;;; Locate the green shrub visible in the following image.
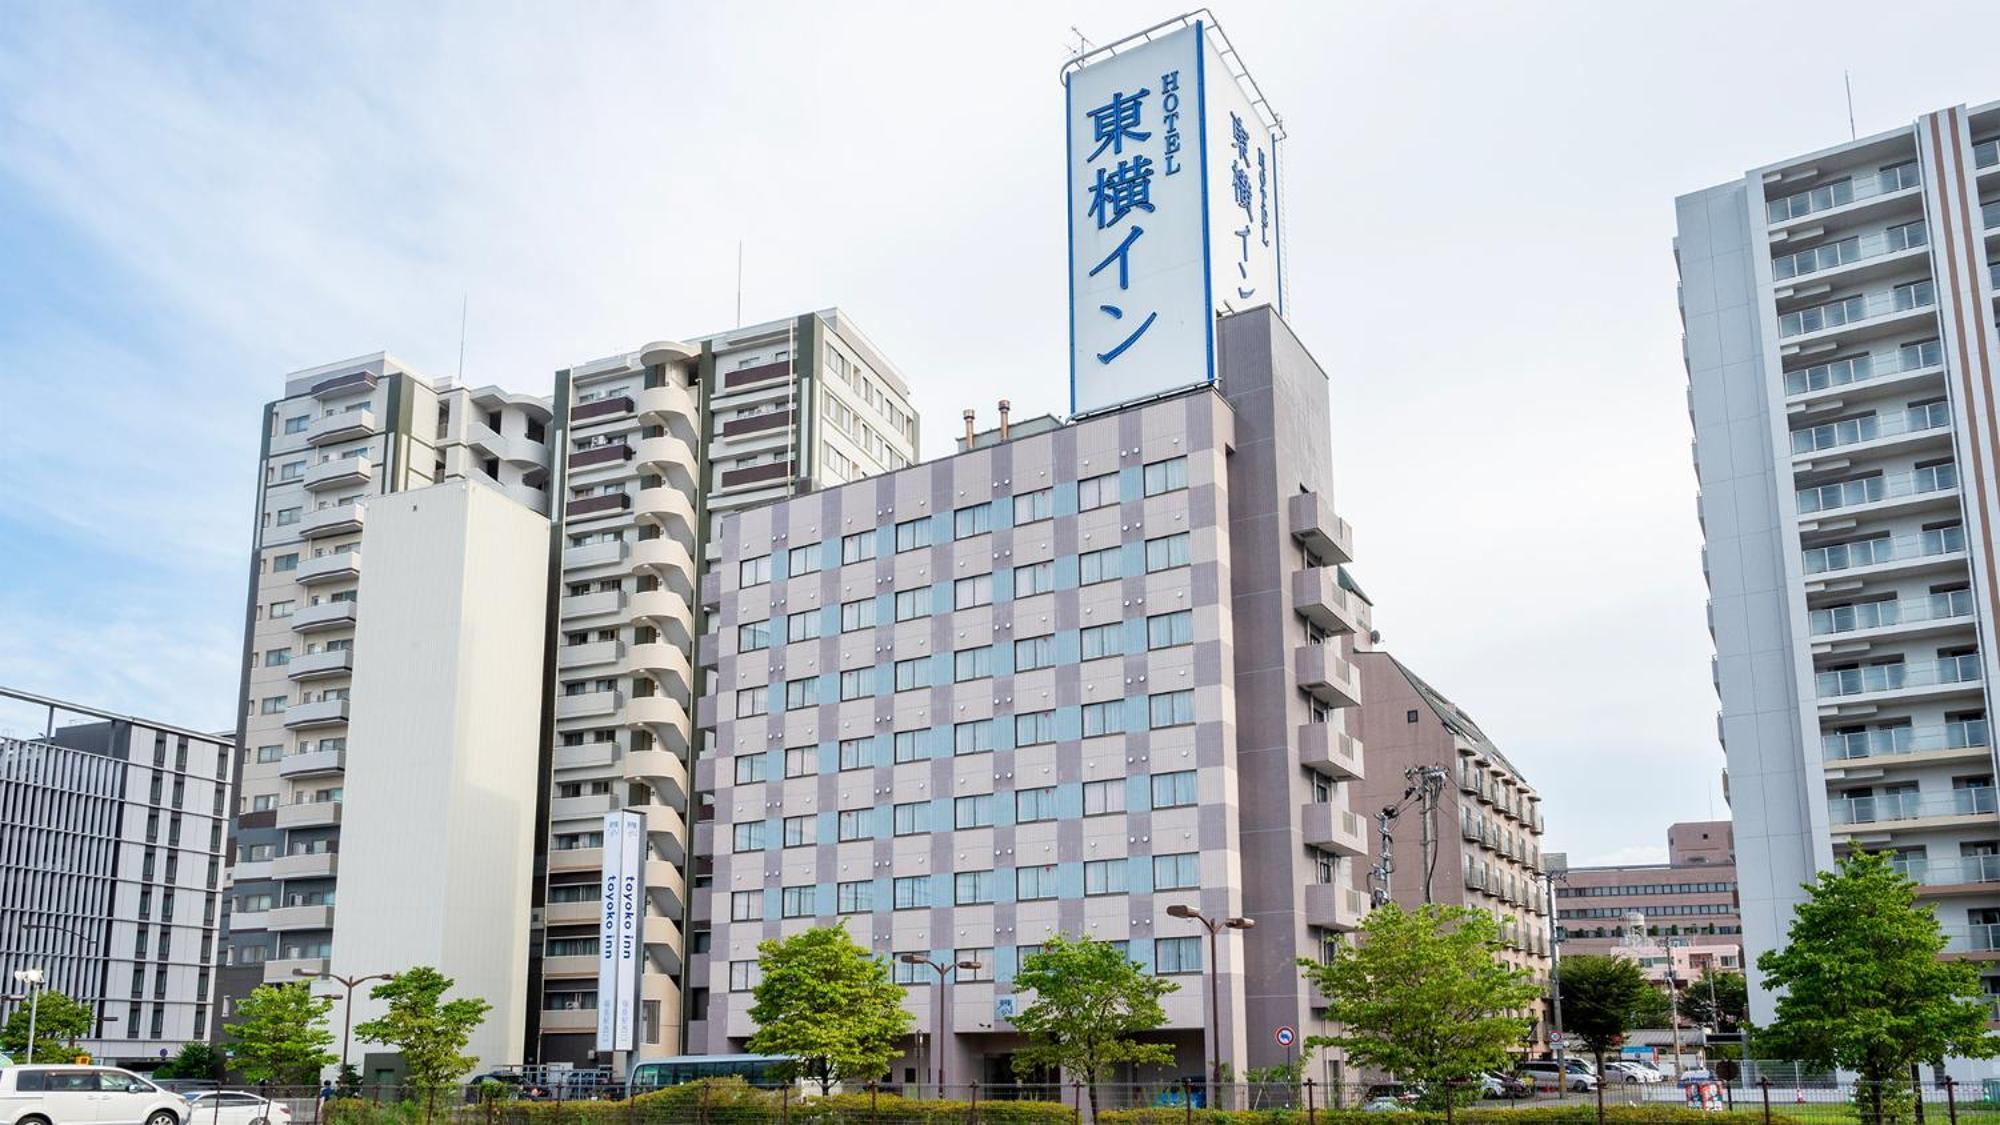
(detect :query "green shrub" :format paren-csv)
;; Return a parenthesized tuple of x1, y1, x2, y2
(1100, 1109, 1812, 1125)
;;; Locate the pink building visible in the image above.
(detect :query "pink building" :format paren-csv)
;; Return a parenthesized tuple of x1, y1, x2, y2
(1553, 821, 1742, 968)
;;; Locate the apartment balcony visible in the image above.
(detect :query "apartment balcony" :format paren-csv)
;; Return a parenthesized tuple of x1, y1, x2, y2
(1784, 341, 1945, 401)
(557, 639, 624, 671)
(540, 955, 598, 980)
(272, 850, 339, 880)
(281, 698, 349, 729)
(1291, 567, 1367, 635)
(306, 409, 376, 446)
(1287, 491, 1354, 565)
(1829, 786, 1997, 833)
(549, 792, 620, 822)
(1304, 882, 1370, 932)
(626, 748, 690, 810)
(547, 846, 603, 874)
(565, 492, 632, 520)
(1941, 923, 2000, 958)
(1767, 163, 1922, 227)
(630, 589, 694, 648)
(636, 380, 699, 435)
(232, 858, 273, 883)
(627, 642, 693, 701)
(1814, 654, 1982, 705)
(295, 550, 361, 586)
(567, 443, 634, 472)
(635, 484, 698, 546)
(275, 800, 342, 829)
(571, 394, 635, 425)
(644, 912, 684, 975)
(278, 747, 346, 779)
(290, 600, 358, 634)
(1297, 722, 1364, 780)
(1802, 527, 1967, 580)
(553, 742, 620, 772)
(556, 689, 622, 720)
(268, 903, 336, 931)
(563, 539, 629, 572)
(630, 537, 697, 592)
(1790, 403, 1952, 462)
(1795, 464, 1958, 520)
(1822, 719, 1989, 766)
(1893, 854, 2000, 895)
(543, 899, 600, 926)
(641, 803, 689, 865)
(538, 1006, 598, 1034)
(625, 695, 693, 758)
(1777, 284, 1938, 347)
(286, 648, 353, 681)
(1808, 590, 1975, 647)
(298, 503, 365, 540)
(302, 456, 374, 493)
(309, 369, 377, 400)
(1301, 801, 1368, 857)
(262, 957, 329, 984)
(1294, 645, 1361, 709)
(635, 434, 701, 492)
(1772, 224, 1930, 286)
(645, 859, 687, 919)
(561, 588, 627, 620)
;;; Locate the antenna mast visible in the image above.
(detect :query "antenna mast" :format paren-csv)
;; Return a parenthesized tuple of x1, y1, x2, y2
(1844, 71, 1856, 141)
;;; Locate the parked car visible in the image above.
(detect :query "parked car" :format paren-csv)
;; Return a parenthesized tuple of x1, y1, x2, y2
(1604, 1061, 1663, 1084)
(0, 1065, 188, 1125)
(1363, 1083, 1423, 1105)
(1517, 1060, 1596, 1092)
(1360, 1097, 1414, 1113)
(183, 1091, 290, 1125)
(1481, 1072, 1535, 1098)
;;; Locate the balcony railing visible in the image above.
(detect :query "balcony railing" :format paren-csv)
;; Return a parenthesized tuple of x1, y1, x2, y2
(1772, 222, 1927, 281)
(1796, 463, 1956, 515)
(1893, 854, 2000, 888)
(1808, 588, 1974, 636)
(1831, 786, 1996, 826)
(1802, 525, 1964, 575)
(1943, 923, 2000, 954)
(1823, 719, 1989, 761)
(1779, 282, 1936, 339)
(1815, 652, 1982, 699)
(1785, 340, 1944, 397)
(1767, 162, 1921, 224)
(1791, 402, 1950, 455)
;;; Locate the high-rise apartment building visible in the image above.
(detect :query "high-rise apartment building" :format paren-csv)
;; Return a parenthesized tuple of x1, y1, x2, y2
(1350, 653, 1551, 988)
(224, 310, 921, 1074)
(532, 311, 918, 1066)
(1679, 99, 2000, 1051)
(685, 307, 1368, 1086)
(0, 688, 232, 1065)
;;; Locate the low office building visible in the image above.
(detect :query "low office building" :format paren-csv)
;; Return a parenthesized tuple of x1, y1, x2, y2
(686, 306, 1370, 1087)
(1553, 821, 1742, 971)
(0, 688, 232, 1066)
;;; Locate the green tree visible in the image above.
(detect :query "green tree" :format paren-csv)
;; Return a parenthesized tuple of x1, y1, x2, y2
(1558, 954, 1648, 1110)
(1299, 903, 1541, 1103)
(225, 983, 338, 1086)
(0, 989, 96, 1062)
(1757, 852, 1999, 1124)
(353, 967, 491, 1103)
(1680, 970, 1748, 1031)
(1011, 934, 1178, 1115)
(1628, 983, 1675, 1029)
(155, 1041, 227, 1081)
(746, 925, 913, 1094)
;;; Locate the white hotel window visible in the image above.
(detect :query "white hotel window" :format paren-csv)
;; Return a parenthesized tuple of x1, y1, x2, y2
(954, 574, 992, 610)
(1143, 456, 1188, 496)
(841, 531, 876, 564)
(1077, 472, 1119, 511)
(734, 754, 767, 785)
(729, 962, 758, 992)
(1014, 488, 1053, 524)
(1154, 852, 1201, 890)
(1084, 858, 1127, 895)
(1014, 561, 1054, 596)
(1017, 866, 1059, 901)
(736, 688, 767, 718)
(838, 881, 873, 913)
(1083, 778, 1125, 816)
(1156, 936, 1203, 975)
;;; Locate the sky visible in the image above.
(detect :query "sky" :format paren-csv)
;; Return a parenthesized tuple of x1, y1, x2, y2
(4, 0, 1999, 866)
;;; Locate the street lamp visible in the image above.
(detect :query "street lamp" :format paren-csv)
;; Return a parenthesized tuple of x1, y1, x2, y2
(25, 921, 104, 1040)
(295, 969, 392, 1079)
(1165, 905, 1254, 1098)
(898, 954, 983, 1096)
(10, 969, 46, 1064)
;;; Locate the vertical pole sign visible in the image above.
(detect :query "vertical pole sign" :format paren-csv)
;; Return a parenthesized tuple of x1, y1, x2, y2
(597, 810, 645, 1054)
(1065, 17, 1282, 416)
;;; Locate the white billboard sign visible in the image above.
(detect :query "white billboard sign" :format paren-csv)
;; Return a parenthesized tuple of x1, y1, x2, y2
(1065, 19, 1282, 417)
(596, 810, 645, 1053)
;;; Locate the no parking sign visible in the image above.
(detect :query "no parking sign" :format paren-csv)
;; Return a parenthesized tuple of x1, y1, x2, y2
(1275, 1025, 1297, 1048)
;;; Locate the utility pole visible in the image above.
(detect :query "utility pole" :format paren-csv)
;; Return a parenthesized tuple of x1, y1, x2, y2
(1535, 869, 1570, 1089)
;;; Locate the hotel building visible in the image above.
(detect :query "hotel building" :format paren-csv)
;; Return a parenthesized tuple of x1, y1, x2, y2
(1552, 821, 1741, 979)
(1678, 99, 2000, 1047)
(686, 307, 1370, 1087)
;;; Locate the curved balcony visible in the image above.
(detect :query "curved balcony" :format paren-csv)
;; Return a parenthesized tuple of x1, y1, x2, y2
(630, 537, 697, 600)
(635, 434, 700, 494)
(626, 748, 689, 811)
(465, 420, 547, 470)
(627, 641, 693, 702)
(643, 911, 684, 976)
(644, 857, 686, 917)
(636, 381, 700, 439)
(635, 484, 698, 549)
(625, 695, 692, 758)
(640, 803, 688, 865)
(630, 589, 695, 649)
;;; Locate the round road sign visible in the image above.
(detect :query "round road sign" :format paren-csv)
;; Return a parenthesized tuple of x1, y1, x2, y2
(1275, 1025, 1297, 1048)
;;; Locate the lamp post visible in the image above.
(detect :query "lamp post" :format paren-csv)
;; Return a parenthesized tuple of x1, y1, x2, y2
(9, 969, 46, 1064)
(1165, 905, 1254, 1100)
(1532, 869, 1570, 1091)
(25, 921, 103, 1041)
(296, 969, 391, 1079)
(899, 954, 982, 1096)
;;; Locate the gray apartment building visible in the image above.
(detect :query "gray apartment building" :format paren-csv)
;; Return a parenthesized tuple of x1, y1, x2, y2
(1679, 97, 2000, 1064)
(685, 306, 1369, 1087)
(0, 688, 232, 1066)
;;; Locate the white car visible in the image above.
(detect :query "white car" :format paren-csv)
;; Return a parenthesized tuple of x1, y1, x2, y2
(0, 1065, 187, 1125)
(184, 1091, 292, 1125)
(1604, 1061, 1663, 1084)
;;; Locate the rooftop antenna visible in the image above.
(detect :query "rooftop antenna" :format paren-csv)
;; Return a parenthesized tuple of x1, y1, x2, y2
(735, 241, 744, 328)
(1069, 25, 1092, 60)
(1844, 71, 1856, 141)
(456, 294, 468, 383)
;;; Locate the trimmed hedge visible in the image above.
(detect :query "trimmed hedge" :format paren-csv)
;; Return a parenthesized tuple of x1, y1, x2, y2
(326, 1078, 1077, 1125)
(1100, 1110, 1812, 1125)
